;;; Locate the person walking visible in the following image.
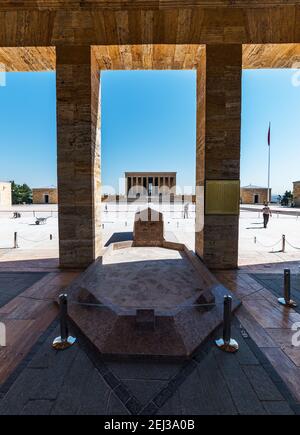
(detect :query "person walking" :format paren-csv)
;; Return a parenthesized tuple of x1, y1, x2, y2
(183, 202, 189, 219)
(262, 202, 272, 228)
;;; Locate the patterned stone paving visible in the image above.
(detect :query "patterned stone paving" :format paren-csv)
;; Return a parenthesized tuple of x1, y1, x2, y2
(0, 317, 298, 415)
(217, 268, 300, 404)
(0, 270, 79, 385)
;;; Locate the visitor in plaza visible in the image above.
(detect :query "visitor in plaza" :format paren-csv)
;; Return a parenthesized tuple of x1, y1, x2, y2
(184, 202, 189, 219)
(262, 202, 272, 228)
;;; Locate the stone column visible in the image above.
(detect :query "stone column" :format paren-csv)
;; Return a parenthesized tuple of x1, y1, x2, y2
(195, 45, 242, 269)
(131, 177, 134, 195)
(56, 46, 101, 269)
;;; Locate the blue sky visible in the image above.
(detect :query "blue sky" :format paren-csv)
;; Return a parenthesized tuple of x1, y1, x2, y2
(0, 68, 300, 195)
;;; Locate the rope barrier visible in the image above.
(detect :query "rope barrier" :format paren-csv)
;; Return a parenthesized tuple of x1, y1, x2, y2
(68, 300, 219, 310)
(17, 234, 56, 243)
(285, 239, 300, 250)
(255, 238, 282, 249)
(253, 234, 300, 251)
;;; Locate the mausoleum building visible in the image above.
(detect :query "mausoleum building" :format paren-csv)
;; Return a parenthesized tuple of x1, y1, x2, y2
(125, 172, 176, 198)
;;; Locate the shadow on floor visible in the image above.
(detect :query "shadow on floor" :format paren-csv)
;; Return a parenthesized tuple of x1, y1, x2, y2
(0, 258, 60, 271)
(0, 272, 48, 308)
(238, 259, 300, 271)
(250, 273, 300, 313)
(105, 232, 133, 247)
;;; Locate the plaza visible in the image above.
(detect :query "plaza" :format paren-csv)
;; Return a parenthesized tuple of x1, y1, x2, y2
(1, 204, 300, 267)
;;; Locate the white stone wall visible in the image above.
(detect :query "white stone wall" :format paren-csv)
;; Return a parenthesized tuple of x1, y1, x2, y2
(0, 182, 12, 207)
(293, 182, 300, 207)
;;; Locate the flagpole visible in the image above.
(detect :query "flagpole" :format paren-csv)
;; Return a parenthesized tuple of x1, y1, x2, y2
(267, 122, 271, 203)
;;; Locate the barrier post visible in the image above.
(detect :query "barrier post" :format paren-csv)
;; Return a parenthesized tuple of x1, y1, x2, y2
(278, 269, 297, 308)
(282, 234, 286, 253)
(215, 295, 239, 353)
(14, 232, 18, 248)
(52, 294, 76, 350)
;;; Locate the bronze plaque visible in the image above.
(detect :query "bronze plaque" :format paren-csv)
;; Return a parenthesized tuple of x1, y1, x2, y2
(205, 180, 240, 215)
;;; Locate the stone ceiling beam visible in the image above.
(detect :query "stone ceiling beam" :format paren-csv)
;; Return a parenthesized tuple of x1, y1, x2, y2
(2, 44, 300, 72)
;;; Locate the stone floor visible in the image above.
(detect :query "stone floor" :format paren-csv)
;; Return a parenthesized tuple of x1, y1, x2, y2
(217, 268, 300, 403)
(0, 270, 79, 384)
(0, 272, 46, 307)
(251, 273, 300, 309)
(0, 318, 297, 415)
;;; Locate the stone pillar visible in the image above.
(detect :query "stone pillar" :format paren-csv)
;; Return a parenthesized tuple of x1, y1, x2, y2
(195, 45, 242, 270)
(56, 46, 101, 269)
(126, 177, 131, 195)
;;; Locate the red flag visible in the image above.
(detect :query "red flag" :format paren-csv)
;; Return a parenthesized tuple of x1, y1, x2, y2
(267, 122, 271, 146)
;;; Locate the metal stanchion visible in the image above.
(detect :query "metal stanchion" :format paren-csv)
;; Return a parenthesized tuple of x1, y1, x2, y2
(282, 234, 286, 253)
(52, 294, 76, 350)
(278, 269, 297, 308)
(215, 295, 239, 353)
(14, 232, 18, 248)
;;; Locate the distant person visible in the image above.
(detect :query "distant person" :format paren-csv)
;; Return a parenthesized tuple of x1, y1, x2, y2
(262, 203, 272, 228)
(183, 203, 189, 219)
(105, 204, 108, 213)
